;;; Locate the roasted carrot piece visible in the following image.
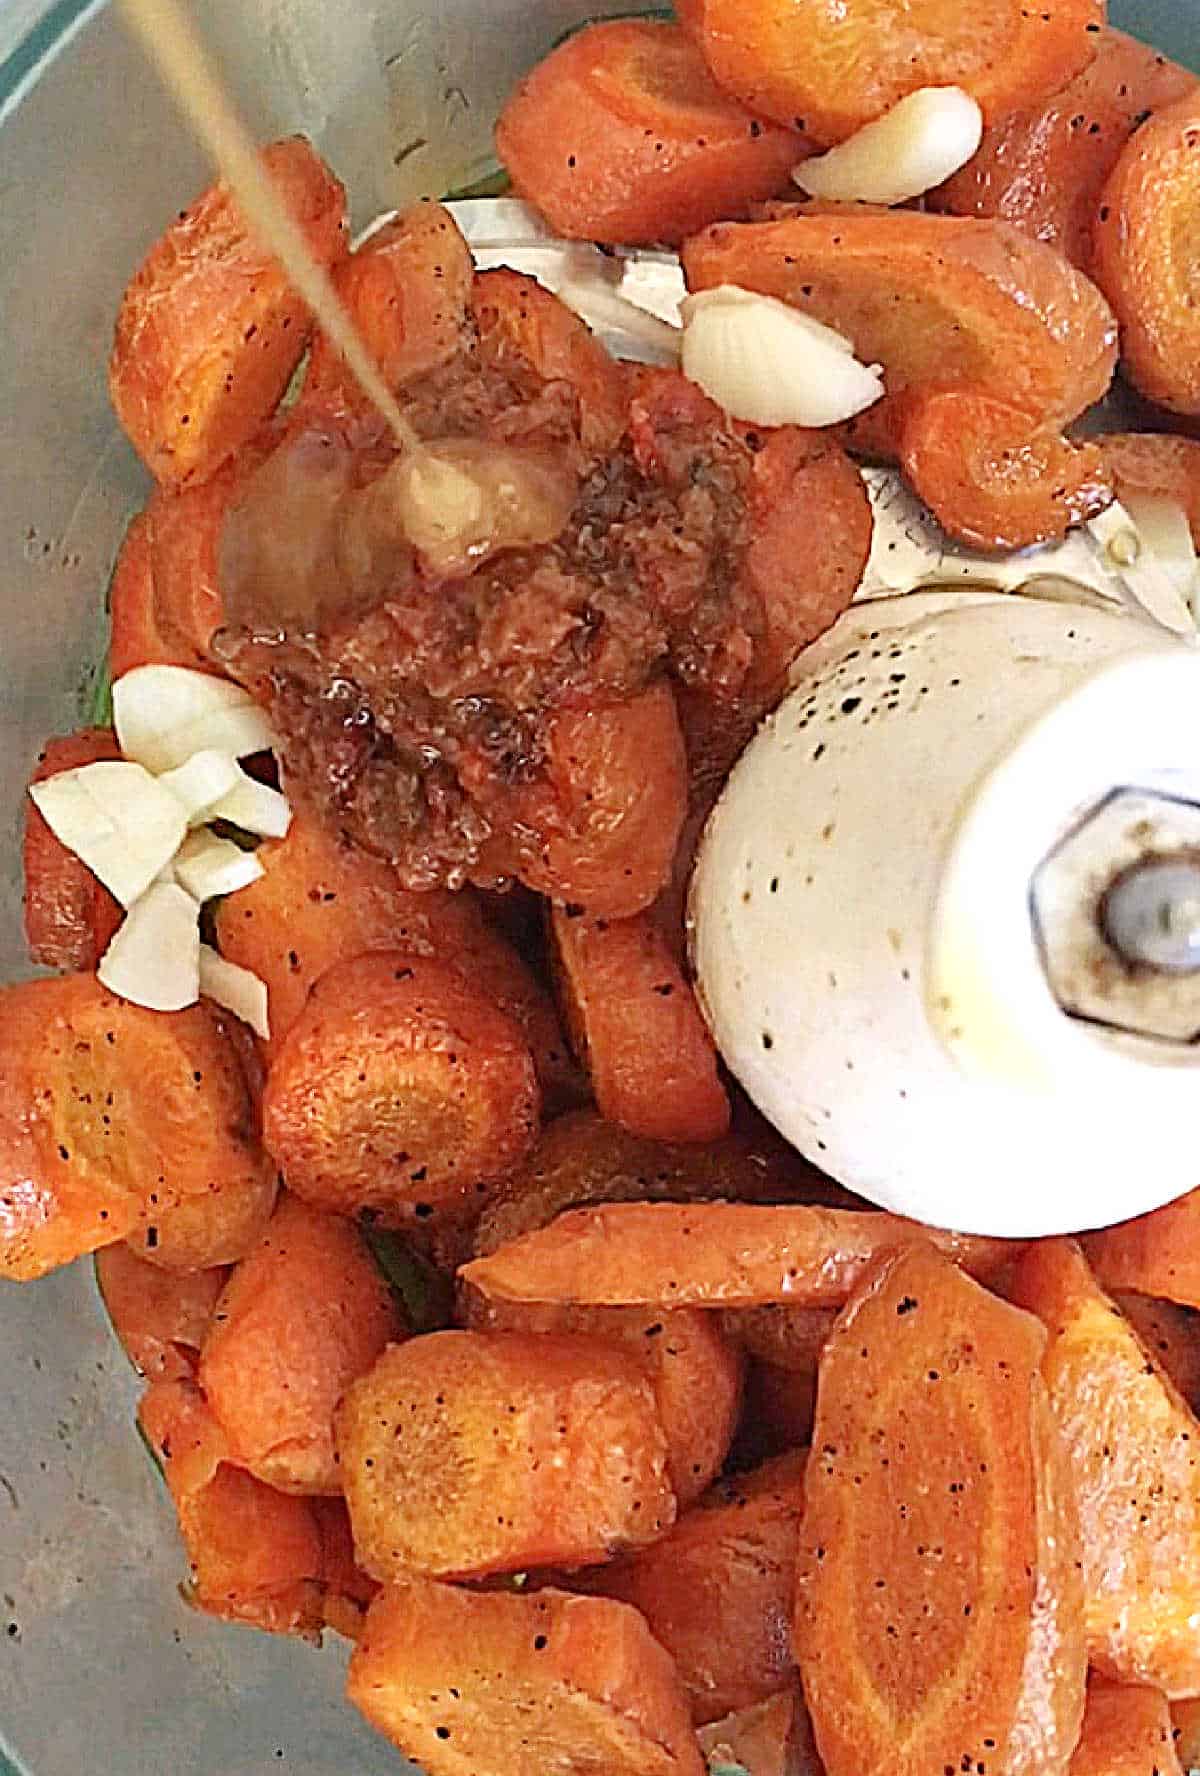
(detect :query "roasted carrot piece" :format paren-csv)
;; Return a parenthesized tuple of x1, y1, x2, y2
(336, 1328, 675, 1581)
(94, 1245, 225, 1381)
(900, 387, 1112, 552)
(198, 1193, 405, 1496)
(473, 1108, 836, 1259)
(683, 211, 1118, 429)
(698, 1685, 822, 1776)
(495, 20, 804, 248)
(138, 1378, 327, 1638)
(549, 905, 729, 1145)
(124, 1164, 278, 1272)
(678, 0, 1102, 142)
(1092, 90, 1200, 414)
(1082, 1188, 1200, 1310)
(1070, 1680, 1184, 1776)
(23, 729, 123, 971)
(796, 1243, 1085, 1776)
(738, 1358, 821, 1461)
(347, 1577, 705, 1776)
(1009, 1239, 1200, 1697)
(930, 30, 1197, 272)
(1114, 1295, 1200, 1414)
(107, 508, 195, 679)
(313, 1495, 381, 1639)
(1096, 433, 1200, 546)
(722, 1303, 839, 1374)
(304, 201, 472, 418)
(461, 1202, 1022, 1309)
(0, 976, 273, 1282)
(109, 137, 347, 487)
(1173, 1699, 1200, 1770)
(459, 1296, 742, 1508)
(263, 953, 539, 1220)
(724, 1306, 836, 1451)
(587, 1451, 805, 1726)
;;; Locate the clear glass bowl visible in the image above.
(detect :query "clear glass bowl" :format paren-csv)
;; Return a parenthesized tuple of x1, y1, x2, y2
(0, 2, 1195, 1770)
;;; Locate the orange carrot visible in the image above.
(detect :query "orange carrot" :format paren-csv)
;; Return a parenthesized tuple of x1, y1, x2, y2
(1096, 433, 1200, 546)
(107, 509, 196, 679)
(0, 975, 273, 1282)
(1174, 1698, 1200, 1771)
(698, 1685, 821, 1776)
(1082, 1187, 1200, 1309)
(678, 0, 1103, 142)
(460, 1202, 1023, 1309)
(738, 1358, 821, 1461)
(263, 953, 540, 1219)
(94, 1245, 225, 1381)
(23, 729, 123, 971)
(1070, 1679, 1184, 1776)
(1092, 89, 1200, 414)
(550, 904, 729, 1144)
(931, 30, 1196, 272)
(796, 1243, 1086, 1776)
(1114, 1295, 1200, 1414)
(683, 211, 1118, 429)
(109, 137, 347, 486)
(900, 387, 1112, 552)
(1010, 1239, 1200, 1697)
(496, 20, 804, 247)
(199, 1193, 405, 1495)
(589, 1451, 805, 1725)
(346, 1578, 706, 1776)
(336, 1329, 675, 1581)
(124, 1164, 278, 1272)
(722, 1303, 839, 1374)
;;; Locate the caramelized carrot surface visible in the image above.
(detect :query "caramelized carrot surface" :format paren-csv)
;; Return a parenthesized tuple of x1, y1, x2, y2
(697, 1685, 821, 1776)
(125, 1163, 278, 1272)
(0, 975, 272, 1282)
(107, 509, 196, 680)
(199, 1194, 405, 1495)
(550, 905, 729, 1144)
(496, 20, 803, 246)
(1082, 1187, 1200, 1309)
(335, 1329, 675, 1581)
(590, 1452, 805, 1725)
(347, 1578, 705, 1776)
(795, 1244, 1085, 1776)
(94, 1245, 225, 1381)
(23, 729, 123, 971)
(1010, 1239, 1200, 1697)
(262, 953, 540, 1219)
(678, 0, 1103, 141)
(461, 1202, 1022, 1309)
(1070, 1679, 1183, 1776)
(109, 137, 347, 486)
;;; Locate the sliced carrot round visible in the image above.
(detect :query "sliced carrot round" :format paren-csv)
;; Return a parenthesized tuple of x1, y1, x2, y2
(681, 0, 1104, 143)
(94, 1245, 226, 1382)
(496, 20, 804, 247)
(107, 509, 197, 680)
(125, 1160, 278, 1271)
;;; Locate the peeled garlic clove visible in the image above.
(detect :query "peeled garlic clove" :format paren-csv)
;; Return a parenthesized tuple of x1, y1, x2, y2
(199, 945, 270, 1040)
(208, 768, 292, 839)
(29, 760, 188, 908)
(97, 882, 201, 1013)
(113, 665, 278, 774)
(173, 830, 265, 902)
(794, 87, 983, 206)
(680, 285, 883, 428)
(157, 749, 243, 825)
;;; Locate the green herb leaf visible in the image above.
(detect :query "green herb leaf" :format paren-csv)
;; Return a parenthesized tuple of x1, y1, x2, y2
(442, 161, 513, 203)
(361, 1224, 455, 1333)
(708, 1762, 752, 1776)
(85, 656, 114, 729)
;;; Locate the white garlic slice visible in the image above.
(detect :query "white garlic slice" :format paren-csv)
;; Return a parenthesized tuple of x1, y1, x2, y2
(680, 285, 883, 428)
(208, 767, 293, 839)
(28, 760, 188, 909)
(794, 87, 983, 205)
(199, 945, 271, 1040)
(97, 881, 202, 1013)
(173, 830, 265, 902)
(113, 665, 279, 775)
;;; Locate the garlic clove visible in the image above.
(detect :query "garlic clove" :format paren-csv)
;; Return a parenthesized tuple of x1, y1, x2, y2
(794, 87, 983, 206)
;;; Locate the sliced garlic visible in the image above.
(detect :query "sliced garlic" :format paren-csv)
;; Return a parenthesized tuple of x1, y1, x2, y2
(173, 830, 265, 902)
(29, 760, 188, 908)
(157, 749, 243, 825)
(208, 767, 292, 839)
(97, 881, 201, 1013)
(1117, 490, 1198, 606)
(680, 285, 884, 428)
(794, 87, 983, 205)
(199, 945, 270, 1040)
(113, 665, 279, 774)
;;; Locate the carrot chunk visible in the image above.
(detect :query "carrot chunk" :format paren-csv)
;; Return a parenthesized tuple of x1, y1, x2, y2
(796, 1243, 1086, 1776)
(109, 137, 347, 487)
(1082, 1188, 1200, 1310)
(1096, 433, 1200, 546)
(1174, 1699, 1200, 1770)
(738, 1359, 821, 1461)
(1009, 1239, 1200, 1697)
(678, 0, 1103, 142)
(1092, 90, 1200, 414)
(1114, 1295, 1200, 1414)
(697, 1685, 820, 1776)
(199, 1193, 405, 1496)
(589, 1452, 805, 1725)
(461, 1202, 1023, 1309)
(94, 1245, 225, 1381)
(550, 905, 729, 1144)
(138, 1378, 326, 1638)
(107, 509, 196, 679)
(683, 211, 1117, 429)
(0, 975, 273, 1282)
(23, 729, 123, 971)
(262, 952, 539, 1219)
(1070, 1679, 1184, 1776)
(931, 30, 1197, 272)
(900, 387, 1112, 552)
(336, 1329, 675, 1581)
(347, 1578, 705, 1776)
(496, 20, 803, 247)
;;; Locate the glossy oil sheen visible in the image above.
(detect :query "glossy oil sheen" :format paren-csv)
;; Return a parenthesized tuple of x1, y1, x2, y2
(0, 4, 1195, 1773)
